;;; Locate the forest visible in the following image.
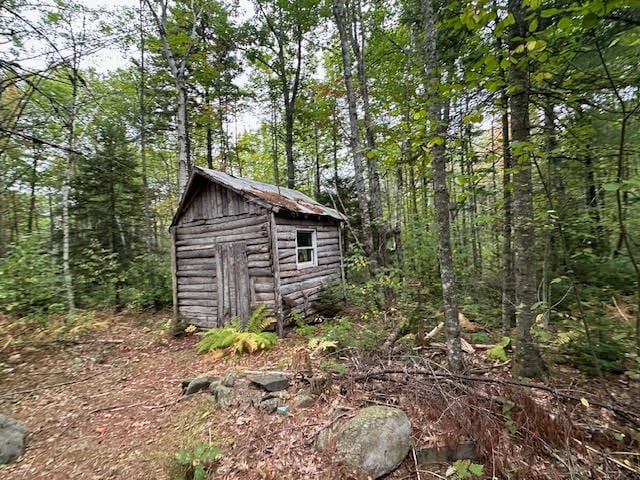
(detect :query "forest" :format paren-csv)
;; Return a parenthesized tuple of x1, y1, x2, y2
(1, 0, 640, 477)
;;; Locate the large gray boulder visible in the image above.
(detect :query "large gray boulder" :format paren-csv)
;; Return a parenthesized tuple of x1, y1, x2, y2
(0, 414, 27, 464)
(334, 406, 411, 479)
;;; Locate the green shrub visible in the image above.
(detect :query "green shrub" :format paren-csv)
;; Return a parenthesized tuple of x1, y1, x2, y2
(0, 236, 64, 317)
(290, 309, 315, 336)
(319, 316, 387, 352)
(313, 281, 345, 317)
(173, 443, 220, 480)
(557, 311, 631, 375)
(120, 253, 172, 310)
(196, 305, 277, 355)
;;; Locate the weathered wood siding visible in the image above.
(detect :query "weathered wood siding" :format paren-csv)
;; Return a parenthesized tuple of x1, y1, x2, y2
(173, 183, 275, 328)
(178, 178, 265, 224)
(275, 215, 342, 317)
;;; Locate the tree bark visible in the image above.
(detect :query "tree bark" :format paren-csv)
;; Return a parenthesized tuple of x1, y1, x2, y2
(144, 0, 202, 196)
(139, 0, 152, 253)
(332, 0, 372, 257)
(351, 0, 387, 269)
(508, 0, 544, 377)
(500, 93, 515, 334)
(421, 0, 463, 372)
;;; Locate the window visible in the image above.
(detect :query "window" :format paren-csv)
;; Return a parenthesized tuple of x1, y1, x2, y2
(296, 230, 317, 268)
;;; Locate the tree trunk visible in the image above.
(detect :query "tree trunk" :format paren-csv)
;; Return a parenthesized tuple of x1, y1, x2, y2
(332, 0, 372, 256)
(28, 149, 39, 233)
(139, 0, 153, 253)
(175, 78, 191, 194)
(144, 0, 201, 196)
(351, 0, 387, 269)
(422, 0, 463, 372)
(508, 0, 544, 378)
(500, 94, 515, 334)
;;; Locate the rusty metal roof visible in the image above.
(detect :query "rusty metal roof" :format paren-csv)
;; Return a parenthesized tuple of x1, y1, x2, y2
(194, 167, 347, 221)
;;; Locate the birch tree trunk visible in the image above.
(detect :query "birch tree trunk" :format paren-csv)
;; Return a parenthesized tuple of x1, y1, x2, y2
(62, 57, 78, 314)
(145, 0, 202, 196)
(139, 0, 152, 253)
(421, 0, 463, 372)
(508, 0, 544, 378)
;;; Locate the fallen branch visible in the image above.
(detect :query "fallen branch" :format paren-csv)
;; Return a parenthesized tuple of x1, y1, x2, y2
(90, 396, 188, 414)
(350, 368, 640, 429)
(380, 321, 405, 354)
(1, 370, 105, 399)
(0, 336, 12, 353)
(575, 439, 640, 475)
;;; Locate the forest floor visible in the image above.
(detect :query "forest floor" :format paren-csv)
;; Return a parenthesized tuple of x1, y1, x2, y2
(0, 311, 639, 480)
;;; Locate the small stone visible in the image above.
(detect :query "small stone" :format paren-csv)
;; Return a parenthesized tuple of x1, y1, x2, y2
(222, 372, 238, 387)
(259, 398, 281, 414)
(276, 405, 290, 416)
(294, 391, 315, 409)
(184, 377, 211, 395)
(211, 384, 235, 407)
(249, 373, 289, 392)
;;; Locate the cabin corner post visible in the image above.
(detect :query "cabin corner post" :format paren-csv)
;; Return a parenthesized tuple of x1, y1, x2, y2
(269, 211, 284, 336)
(170, 226, 179, 322)
(338, 222, 347, 301)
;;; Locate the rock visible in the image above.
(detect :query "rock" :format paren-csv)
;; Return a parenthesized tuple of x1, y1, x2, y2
(222, 372, 237, 387)
(259, 398, 281, 414)
(183, 377, 213, 395)
(334, 406, 411, 479)
(294, 390, 315, 409)
(0, 414, 27, 464)
(315, 426, 333, 451)
(211, 384, 235, 407)
(415, 441, 479, 465)
(249, 373, 289, 392)
(276, 405, 290, 416)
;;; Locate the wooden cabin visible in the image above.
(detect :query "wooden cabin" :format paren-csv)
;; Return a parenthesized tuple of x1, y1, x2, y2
(170, 167, 346, 332)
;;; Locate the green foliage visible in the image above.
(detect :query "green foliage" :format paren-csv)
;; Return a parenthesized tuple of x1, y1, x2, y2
(245, 304, 275, 334)
(173, 443, 220, 480)
(319, 316, 387, 352)
(560, 317, 630, 375)
(487, 337, 511, 362)
(312, 281, 345, 318)
(470, 332, 491, 344)
(319, 359, 346, 374)
(290, 309, 315, 336)
(450, 459, 484, 479)
(119, 253, 172, 310)
(195, 305, 277, 355)
(0, 236, 64, 317)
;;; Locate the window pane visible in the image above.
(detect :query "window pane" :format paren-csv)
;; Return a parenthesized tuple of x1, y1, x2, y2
(297, 231, 313, 247)
(298, 248, 312, 263)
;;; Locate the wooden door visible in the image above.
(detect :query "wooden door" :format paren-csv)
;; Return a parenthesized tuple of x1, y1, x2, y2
(215, 242, 251, 327)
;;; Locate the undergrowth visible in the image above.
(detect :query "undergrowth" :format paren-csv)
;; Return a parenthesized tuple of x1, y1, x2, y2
(196, 304, 278, 355)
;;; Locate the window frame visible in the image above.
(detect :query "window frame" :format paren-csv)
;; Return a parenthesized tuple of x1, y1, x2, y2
(295, 229, 317, 269)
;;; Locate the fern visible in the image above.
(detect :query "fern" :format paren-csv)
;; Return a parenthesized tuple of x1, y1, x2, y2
(246, 304, 276, 333)
(195, 327, 238, 354)
(195, 305, 277, 356)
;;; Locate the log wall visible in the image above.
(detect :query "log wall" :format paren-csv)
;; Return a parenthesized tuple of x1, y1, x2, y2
(174, 207, 275, 329)
(274, 215, 342, 317)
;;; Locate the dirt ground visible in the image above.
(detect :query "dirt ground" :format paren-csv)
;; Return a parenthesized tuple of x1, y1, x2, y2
(1, 312, 639, 480)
